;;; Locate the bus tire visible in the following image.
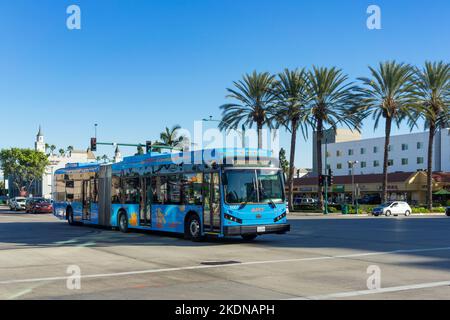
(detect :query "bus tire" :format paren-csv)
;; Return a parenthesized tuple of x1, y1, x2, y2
(185, 214, 203, 242)
(118, 211, 129, 233)
(67, 207, 76, 226)
(241, 234, 257, 241)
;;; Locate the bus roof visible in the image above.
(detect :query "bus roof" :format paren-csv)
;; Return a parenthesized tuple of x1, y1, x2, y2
(55, 148, 276, 174)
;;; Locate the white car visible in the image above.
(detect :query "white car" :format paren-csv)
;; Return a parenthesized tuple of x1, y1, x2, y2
(372, 201, 412, 217)
(9, 197, 26, 211)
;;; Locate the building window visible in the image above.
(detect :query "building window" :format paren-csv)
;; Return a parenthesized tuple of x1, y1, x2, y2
(361, 161, 366, 168)
(388, 145, 393, 152)
(401, 158, 408, 165)
(360, 148, 365, 155)
(373, 160, 380, 167)
(417, 157, 424, 164)
(348, 149, 354, 156)
(373, 146, 378, 153)
(401, 144, 408, 151)
(388, 159, 394, 166)
(336, 150, 341, 157)
(336, 163, 342, 169)
(417, 142, 423, 149)
(326, 151, 331, 157)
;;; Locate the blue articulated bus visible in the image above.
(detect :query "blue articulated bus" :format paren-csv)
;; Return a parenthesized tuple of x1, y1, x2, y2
(53, 148, 290, 241)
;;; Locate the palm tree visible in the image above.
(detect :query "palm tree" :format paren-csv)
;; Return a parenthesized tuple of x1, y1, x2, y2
(412, 61, 450, 210)
(49, 145, 56, 156)
(66, 145, 74, 156)
(308, 66, 361, 210)
(357, 61, 416, 203)
(44, 143, 50, 154)
(271, 68, 311, 211)
(101, 154, 109, 163)
(96, 156, 101, 162)
(58, 149, 65, 157)
(159, 125, 187, 149)
(219, 71, 276, 148)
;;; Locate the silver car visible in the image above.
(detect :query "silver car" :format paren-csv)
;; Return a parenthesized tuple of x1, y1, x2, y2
(372, 201, 412, 217)
(9, 197, 26, 211)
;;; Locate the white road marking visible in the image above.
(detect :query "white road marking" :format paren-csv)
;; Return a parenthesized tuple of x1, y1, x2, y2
(7, 288, 32, 300)
(1, 246, 450, 285)
(293, 280, 450, 300)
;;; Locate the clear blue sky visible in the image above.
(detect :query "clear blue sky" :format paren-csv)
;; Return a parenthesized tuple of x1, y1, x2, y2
(0, 0, 449, 167)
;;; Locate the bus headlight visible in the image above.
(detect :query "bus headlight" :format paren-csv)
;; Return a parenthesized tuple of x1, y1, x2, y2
(274, 212, 286, 222)
(224, 213, 242, 224)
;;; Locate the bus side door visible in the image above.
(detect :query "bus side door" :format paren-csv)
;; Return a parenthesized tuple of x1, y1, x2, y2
(203, 172, 221, 232)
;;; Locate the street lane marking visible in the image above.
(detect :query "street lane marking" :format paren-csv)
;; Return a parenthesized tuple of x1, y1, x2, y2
(293, 280, 450, 299)
(1, 246, 450, 285)
(7, 288, 32, 300)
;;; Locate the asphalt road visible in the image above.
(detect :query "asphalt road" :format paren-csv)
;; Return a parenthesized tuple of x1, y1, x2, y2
(0, 207, 449, 300)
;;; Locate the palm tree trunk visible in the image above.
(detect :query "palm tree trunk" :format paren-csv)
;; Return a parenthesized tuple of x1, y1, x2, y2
(382, 117, 392, 203)
(287, 119, 298, 212)
(426, 123, 435, 211)
(257, 122, 263, 149)
(316, 120, 324, 210)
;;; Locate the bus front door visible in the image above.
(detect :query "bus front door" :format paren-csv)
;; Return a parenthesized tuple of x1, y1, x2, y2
(203, 173, 221, 233)
(140, 177, 151, 226)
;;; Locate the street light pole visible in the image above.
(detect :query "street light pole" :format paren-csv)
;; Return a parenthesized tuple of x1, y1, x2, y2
(202, 116, 245, 148)
(348, 160, 359, 214)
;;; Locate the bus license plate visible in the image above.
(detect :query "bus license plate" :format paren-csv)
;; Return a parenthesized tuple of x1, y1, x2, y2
(257, 226, 266, 233)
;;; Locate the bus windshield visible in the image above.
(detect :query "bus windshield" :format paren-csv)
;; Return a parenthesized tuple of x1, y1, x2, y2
(223, 169, 285, 204)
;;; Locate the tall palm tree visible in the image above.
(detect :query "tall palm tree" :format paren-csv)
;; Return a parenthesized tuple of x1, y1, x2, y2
(49, 145, 56, 156)
(159, 125, 187, 148)
(219, 71, 276, 148)
(44, 143, 50, 154)
(66, 145, 74, 155)
(308, 66, 361, 210)
(101, 154, 109, 163)
(58, 149, 65, 157)
(412, 61, 450, 210)
(271, 68, 311, 211)
(357, 61, 416, 203)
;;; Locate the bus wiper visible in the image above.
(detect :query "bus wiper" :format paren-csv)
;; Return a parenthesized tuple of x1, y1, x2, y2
(259, 183, 276, 208)
(239, 188, 257, 210)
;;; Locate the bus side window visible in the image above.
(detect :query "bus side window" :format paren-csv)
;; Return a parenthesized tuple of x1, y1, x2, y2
(111, 176, 121, 204)
(123, 178, 140, 204)
(167, 175, 181, 204)
(151, 176, 167, 204)
(182, 173, 203, 205)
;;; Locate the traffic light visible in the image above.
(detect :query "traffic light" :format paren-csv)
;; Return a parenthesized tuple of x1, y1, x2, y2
(145, 141, 152, 153)
(328, 169, 334, 185)
(318, 174, 324, 187)
(90, 137, 97, 151)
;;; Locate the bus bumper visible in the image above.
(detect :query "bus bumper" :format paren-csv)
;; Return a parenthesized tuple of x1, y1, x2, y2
(223, 224, 290, 236)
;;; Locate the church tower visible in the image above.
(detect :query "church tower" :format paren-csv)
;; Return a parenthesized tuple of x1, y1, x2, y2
(35, 125, 45, 153)
(113, 145, 122, 163)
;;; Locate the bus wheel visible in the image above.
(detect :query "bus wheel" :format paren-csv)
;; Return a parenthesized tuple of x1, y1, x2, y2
(241, 234, 257, 241)
(118, 212, 129, 233)
(186, 214, 203, 242)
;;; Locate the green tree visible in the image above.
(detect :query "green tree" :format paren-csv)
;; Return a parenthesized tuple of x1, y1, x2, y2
(101, 154, 109, 163)
(49, 145, 56, 156)
(58, 149, 65, 157)
(159, 125, 187, 148)
(0, 148, 49, 196)
(357, 61, 416, 203)
(219, 71, 276, 148)
(308, 66, 361, 210)
(66, 145, 74, 155)
(271, 68, 311, 211)
(135, 145, 144, 155)
(412, 61, 450, 210)
(278, 148, 289, 175)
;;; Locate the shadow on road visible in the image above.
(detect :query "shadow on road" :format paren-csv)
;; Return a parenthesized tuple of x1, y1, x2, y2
(1, 212, 450, 272)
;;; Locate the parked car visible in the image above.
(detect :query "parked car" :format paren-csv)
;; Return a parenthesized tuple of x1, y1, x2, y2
(372, 201, 412, 217)
(446, 206, 450, 217)
(294, 197, 317, 205)
(9, 197, 26, 211)
(25, 197, 45, 213)
(28, 198, 53, 214)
